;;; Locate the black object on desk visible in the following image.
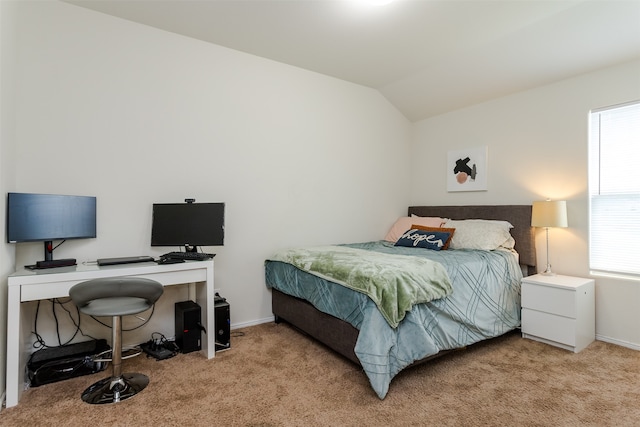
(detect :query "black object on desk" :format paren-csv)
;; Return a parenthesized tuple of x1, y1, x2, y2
(160, 251, 215, 261)
(26, 258, 77, 270)
(156, 257, 184, 265)
(97, 256, 154, 266)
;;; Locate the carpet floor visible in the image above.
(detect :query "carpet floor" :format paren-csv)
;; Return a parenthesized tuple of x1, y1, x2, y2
(1, 322, 639, 426)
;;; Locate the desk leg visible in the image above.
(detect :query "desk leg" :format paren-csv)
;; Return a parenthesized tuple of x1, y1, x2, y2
(194, 262, 215, 359)
(6, 286, 26, 408)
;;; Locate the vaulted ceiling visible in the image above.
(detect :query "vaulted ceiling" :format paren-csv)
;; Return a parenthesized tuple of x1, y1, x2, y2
(65, 0, 640, 122)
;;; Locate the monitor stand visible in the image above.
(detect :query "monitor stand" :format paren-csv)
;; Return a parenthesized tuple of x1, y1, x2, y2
(26, 258, 77, 270)
(25, 241, 77, 269)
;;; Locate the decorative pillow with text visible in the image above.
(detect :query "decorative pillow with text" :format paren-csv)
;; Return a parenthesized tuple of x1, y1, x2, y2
(384, 216, 445, 242)
(395, 228, 454, 251)
(410, 225, 456, 249)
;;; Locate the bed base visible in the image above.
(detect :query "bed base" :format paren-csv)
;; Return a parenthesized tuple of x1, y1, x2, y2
(273, 288, 454, 367)
(273, 288, 360, 364)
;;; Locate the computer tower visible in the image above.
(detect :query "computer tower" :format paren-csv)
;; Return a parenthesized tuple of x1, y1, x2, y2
(214, 296, 230, 352)
(175, 300, 202, 353)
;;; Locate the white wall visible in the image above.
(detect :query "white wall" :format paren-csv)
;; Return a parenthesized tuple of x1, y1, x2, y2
(411, 59, 640, 349)
(0, 0, 19, 401)
(5, 2, 412, 349)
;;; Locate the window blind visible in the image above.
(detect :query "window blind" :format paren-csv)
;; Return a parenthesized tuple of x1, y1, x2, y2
(589, 101, 640, 276)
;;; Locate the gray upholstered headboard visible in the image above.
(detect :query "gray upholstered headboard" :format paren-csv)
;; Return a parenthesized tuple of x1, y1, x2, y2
(408, 205, 536, 276)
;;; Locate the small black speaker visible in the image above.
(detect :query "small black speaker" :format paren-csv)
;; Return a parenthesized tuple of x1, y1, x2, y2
(214, 297, 230, 352)
(175, 300, 202, 353)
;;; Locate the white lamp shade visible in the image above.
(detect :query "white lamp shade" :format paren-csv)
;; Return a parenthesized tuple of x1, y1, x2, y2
(531, 200, 568, 228)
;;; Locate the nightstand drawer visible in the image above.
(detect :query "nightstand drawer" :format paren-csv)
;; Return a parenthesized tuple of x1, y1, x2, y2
(521, 282, 575, 318)
(522, 308, 576, 346)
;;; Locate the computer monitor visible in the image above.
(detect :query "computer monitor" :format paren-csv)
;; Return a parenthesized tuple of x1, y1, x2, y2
(151, 202, 224, 252)
(7, 192, 97, 262)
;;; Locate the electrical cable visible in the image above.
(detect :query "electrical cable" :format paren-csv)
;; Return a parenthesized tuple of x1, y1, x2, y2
(53, 298, 97, 343)
(51, 239, 66, 251)
(32, 298, 101, 350)
(51, 298, 62, 346)
(89, 304, 156, 331)
(150, 331, 172, 346)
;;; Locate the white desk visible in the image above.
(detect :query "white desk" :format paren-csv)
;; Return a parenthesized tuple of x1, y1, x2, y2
(5, 260, 215, 408)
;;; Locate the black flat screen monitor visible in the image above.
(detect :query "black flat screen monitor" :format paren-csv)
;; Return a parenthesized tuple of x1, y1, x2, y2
(7, 192, 97, 262)
(151, 202, 224, 251)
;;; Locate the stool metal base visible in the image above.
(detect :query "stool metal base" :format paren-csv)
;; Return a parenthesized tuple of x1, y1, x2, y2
(81, 373, 149, 404)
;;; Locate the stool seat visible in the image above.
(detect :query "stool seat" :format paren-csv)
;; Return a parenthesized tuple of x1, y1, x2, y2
(78, 296, 154, 317)
(69, 277, 163, 404)
(70, 277, 164, 316)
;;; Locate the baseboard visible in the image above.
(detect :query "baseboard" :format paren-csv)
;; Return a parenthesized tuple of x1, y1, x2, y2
(230, 316, 274, 331)
(243, 318, 639, 352)
(596, 334, 640, 351)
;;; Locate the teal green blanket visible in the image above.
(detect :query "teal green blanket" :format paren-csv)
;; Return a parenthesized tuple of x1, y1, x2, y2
(267, 245, 452, 328)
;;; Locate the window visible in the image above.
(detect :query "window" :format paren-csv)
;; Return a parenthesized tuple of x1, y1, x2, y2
(589, 101, 640, 277)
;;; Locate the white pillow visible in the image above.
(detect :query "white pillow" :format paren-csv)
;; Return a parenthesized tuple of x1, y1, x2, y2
(443, 219, 515, 250)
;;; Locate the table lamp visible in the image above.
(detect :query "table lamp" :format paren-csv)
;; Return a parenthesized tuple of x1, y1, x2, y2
(531, 200, 568, 276)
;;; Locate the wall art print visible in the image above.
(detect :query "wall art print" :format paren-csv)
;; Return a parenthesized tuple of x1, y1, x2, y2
(447, 146, 488, 192)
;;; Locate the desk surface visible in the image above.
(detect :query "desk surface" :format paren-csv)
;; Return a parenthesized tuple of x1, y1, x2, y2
(9, 261, 212, 301)
(9, 260, 207, 282)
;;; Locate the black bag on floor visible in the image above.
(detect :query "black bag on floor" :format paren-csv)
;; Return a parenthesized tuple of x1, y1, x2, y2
(27, 339, 110, 387)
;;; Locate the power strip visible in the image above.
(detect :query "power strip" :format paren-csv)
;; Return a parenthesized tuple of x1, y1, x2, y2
(140, 340, 178, 361)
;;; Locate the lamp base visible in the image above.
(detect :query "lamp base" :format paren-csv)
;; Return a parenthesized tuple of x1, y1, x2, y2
(540, 264, 556, 276)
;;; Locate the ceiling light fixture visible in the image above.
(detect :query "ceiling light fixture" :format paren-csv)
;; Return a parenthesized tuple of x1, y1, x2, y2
(354, 0, 396, 6)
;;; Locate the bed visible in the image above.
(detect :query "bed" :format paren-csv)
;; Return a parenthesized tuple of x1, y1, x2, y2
(265, 205, 535, 398)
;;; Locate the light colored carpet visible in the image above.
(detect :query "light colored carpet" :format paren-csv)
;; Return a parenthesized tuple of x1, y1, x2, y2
(1, 322, 639, 426)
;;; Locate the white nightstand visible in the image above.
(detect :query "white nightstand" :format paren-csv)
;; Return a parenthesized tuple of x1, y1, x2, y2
(521, 274, 595, 353)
